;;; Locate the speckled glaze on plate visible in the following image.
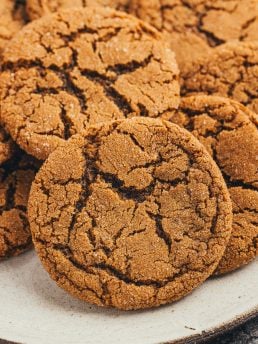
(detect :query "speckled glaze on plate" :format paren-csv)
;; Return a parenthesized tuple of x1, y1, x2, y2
(0, 253, 257, 344)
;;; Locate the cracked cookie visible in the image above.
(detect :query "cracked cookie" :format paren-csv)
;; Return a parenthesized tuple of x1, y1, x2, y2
(182, 41, 258, 114)
(129, 0, 258, 72)
(26, 0, 129, 20)
(28, 117, 232, 310)
(0, 150, 40, 259)
(171, 95, 258, 274)
(0, 7, 180, 161)
(0, 0, 27, 57)
(0, 127, 16, 165)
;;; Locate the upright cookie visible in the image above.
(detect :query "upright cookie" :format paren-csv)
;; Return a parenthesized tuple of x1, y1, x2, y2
(129, 0, 258, 72)
(0, 150, 40, 259)
(26, 0, 129, 20)
(0, 127, 16, 165)
(182, 41, 258, 114)
(171, 95, 258, 274)
(28, 117, 232, 310)
(0, 0, 27, 56)
(0, 7, 180, 160)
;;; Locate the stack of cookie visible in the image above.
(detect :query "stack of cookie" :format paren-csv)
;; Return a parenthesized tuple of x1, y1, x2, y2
(0, 0, 257, 311)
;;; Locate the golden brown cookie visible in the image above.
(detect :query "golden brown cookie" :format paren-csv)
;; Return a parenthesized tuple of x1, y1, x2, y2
(0, 127, 16, 165)
(0, 0, 27, 56)
(171, 95, 258, 274)
(28, 117, 232, 310)
(182, 41, 258, 114)
(0, 150, 40, 259)
(26, 0, 129, 20)
(0, 7, 180, 161)
(129, 0, 258, 72)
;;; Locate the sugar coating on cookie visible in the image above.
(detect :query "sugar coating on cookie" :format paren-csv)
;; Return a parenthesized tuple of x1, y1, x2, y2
(129, 0, 258, 72)
(0, 0, 27, 55)
(172, 95, 258, 274)
(0, 150, 40, 259)
(182, 41, 258, 114)
(28, 117, 232, 310)
(26, 0, 130, 20)
(0, 7, 180, 160)
(0, 127, 16, 165)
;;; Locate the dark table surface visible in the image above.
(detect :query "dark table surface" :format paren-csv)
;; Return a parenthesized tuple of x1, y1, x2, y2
(0, 315, 257, 344)
(205, 315, 258, 344)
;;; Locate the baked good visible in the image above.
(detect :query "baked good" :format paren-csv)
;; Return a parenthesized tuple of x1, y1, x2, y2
(28, 117, 232, 310)
(26, 0, 129, 20)
(182, 41, 258, 114)
(129, 0, 258, 72)
(0, 127, 16, 165)
(0, 150, 40, 259)
(171, 95, 258, 274)
(0, 0, 27, 56)
(0, 7, 180, 160)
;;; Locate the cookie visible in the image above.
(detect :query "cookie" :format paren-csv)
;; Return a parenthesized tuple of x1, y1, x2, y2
(0, 127, 16, 165)
(0, 150, 40, 259)
(182, 41, 258, 114)
(0, 7, 180, 161)
(28, 117, 232, 310)
(171, 95, 258, 274)
(26, 0, 129, 20)
(0, 0, 27, 56)
(129, 0, 258, 72)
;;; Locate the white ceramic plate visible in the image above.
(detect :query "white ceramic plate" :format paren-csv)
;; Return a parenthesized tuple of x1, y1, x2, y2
(0, 251, 257, 344)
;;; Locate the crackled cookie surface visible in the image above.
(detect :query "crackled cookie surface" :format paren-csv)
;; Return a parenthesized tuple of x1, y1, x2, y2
(0, 150, 40, 259)
(26, 0, 130, 20)
(182, 41, 258, 114)
(0, 7, 179, 161)
(28, 117, 232, 310)
(172, 95, 258, 274)
(129, 0, 258, 71)
(0, 127, 16, 165)
(0, 0, 27, 56)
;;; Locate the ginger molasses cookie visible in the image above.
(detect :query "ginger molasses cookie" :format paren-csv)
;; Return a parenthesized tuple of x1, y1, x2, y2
(0, 0, 27, 56)
(28, 117, 232, 310)
(0, 150, 40, 259)
(0, 127, 16, 165)
(171, 95, 258, 274)
(182, 41, 258, 114)
(129, 0, 258, 72)
(0, 7, 180, 161)
(26, 0, 129, 20)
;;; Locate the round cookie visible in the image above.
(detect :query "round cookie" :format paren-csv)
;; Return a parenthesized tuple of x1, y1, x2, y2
(171, 95, 258, 274)
(0, 0, 27, 56)
(0, 127, 16, 165)
(28, 117, 232, 310)
(0, 7, 180, 161)
(0, 150, 40, 259)
(182, 41, 258, 114)
(129, 0, 258, 72)
(26, 0, 130, 20)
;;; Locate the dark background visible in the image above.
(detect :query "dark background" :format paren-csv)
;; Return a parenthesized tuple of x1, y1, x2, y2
(205, 315, 258, 344)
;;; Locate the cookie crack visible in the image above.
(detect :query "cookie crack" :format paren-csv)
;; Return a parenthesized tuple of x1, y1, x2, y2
(107, 54, 153, 76)
(81, 70, 133, 117)
(226, 177, 257, 192)
(99, 171, 156, 203)
(147, 211, 172, 253)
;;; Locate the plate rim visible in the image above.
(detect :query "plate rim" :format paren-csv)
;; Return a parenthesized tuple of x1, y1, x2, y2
(163, 305, 258, 344)
(0, 305, 257, 344)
